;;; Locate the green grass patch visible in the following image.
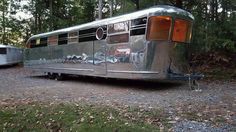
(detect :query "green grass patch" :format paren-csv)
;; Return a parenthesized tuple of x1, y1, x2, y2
(0, 103, 171, 132)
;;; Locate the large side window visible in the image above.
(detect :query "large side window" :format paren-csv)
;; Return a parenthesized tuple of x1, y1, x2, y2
(68, 32, 78, 44)
(58, 33, 68, 45)
(107, 21, 129, 44)
(0, 48, 7, 54)
(172, 19, 192, 43)
(147, 16, 172, 41)
(48, 36, 58, 45)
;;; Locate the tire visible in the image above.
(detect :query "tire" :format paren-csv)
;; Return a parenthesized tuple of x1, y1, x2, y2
(48, 73, 56, 79)
(55, 73, 64, 81)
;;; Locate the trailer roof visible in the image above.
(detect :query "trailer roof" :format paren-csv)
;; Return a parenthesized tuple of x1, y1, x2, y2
(0, 44, 15, 48)
(28, 5, 194, 41)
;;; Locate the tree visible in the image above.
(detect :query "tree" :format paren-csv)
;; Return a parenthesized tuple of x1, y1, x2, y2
(0, 0, 9, 44)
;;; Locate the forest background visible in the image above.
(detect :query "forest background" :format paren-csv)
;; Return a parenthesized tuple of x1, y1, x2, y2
(0, 0, 235, 78)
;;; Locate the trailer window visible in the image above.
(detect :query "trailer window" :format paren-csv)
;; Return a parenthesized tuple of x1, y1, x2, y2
(48, 36, 58, 45)
(108, 21, 129, 34)
(40, 37, 48, 46)
(68, 32, 78, 44)
(0, 48, 7, 54)
(131, 17, 147, 26)
(36, 38, 40, 45)
(172, 19, 192, 43)
(29, 39, 36, 48)
(58, 33, 68, 45)
(107, 21, 129, 44)
(130, 17, 147, 36)
(147, 16, 172, 41)
(107, 33, 129, 44)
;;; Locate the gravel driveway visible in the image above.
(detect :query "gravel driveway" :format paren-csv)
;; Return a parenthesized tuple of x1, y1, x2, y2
(0, 65, 235, 131)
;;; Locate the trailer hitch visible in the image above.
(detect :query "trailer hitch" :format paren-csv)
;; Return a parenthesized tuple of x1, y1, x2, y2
(186, 74, 202, 91)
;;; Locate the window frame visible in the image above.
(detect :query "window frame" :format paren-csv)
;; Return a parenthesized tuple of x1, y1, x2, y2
(107, 21, 130, 44)
(171, 18, 193, 43)
(0, 48, 7, 54)
(146, 16, 172, 41)
(48, 35, 58, 46)
(58, 33, 68, 45)
(68, 31, 79, 44)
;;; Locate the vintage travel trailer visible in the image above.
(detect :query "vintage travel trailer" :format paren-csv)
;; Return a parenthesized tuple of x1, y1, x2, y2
(0, 44, 23, 66)
(24, 5, 203, 84)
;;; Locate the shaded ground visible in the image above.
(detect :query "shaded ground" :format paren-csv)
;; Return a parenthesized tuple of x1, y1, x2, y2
(0, 65, 235, 131)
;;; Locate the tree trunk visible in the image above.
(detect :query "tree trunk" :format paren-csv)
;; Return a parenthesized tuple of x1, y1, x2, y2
(49, 0, 53, 30)
(98, 0, 102, 19)
(109, 0, 113, 17)
(2, 0, 6, 45)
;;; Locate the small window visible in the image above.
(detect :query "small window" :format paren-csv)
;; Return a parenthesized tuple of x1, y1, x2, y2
(147, 16, 172, 41)
(131, 17, 147, 27)
(40, 37, 47, 46)
(31, 39, 36, 45)
(58, 33, 68, 45)
(48, 36, 58, 45)
(172, 19, 192, 43)
(28, 39, 36, 48)
(68, 32, 78, 44)
(107, 33, 129, 44)
(36, 38, 40, 45)
(0, 48, 7, 54)
(96, 27, 104, 40)
(108, 21, 129, 34)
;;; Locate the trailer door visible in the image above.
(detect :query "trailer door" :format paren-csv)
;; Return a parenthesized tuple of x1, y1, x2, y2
(93, 27, 107, 75)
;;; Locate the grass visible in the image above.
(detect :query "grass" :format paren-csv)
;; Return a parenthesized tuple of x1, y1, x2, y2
(0, 102, 171, 132)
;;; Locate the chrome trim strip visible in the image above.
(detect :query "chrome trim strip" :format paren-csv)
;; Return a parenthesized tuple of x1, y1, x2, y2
(130, 27, 146, 30)
(108, 70, 159, 74)
(79, 33, 96, 38)
(107, 31, 129, 36)
(131, 24, 147, 28)
(28, 67, 94, 72)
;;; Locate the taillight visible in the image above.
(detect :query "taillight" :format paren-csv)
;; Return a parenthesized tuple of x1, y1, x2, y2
(147, 16, 172, 41)
(172, 19, 192, 43)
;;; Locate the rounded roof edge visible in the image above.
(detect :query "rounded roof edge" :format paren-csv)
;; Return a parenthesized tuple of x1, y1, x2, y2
(27, 5, 194, 42)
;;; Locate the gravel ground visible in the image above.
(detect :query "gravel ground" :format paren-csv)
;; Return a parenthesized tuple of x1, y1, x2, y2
(0, 65, 235, 131)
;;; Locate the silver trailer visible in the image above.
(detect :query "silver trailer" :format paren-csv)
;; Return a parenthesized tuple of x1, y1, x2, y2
(24, 5, 203, 82)
(0, 44, 23, 66)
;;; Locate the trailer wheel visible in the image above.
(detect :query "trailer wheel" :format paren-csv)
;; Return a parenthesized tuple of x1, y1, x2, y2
(55, 73, 64, 81)
(48, 73, 56, 79)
